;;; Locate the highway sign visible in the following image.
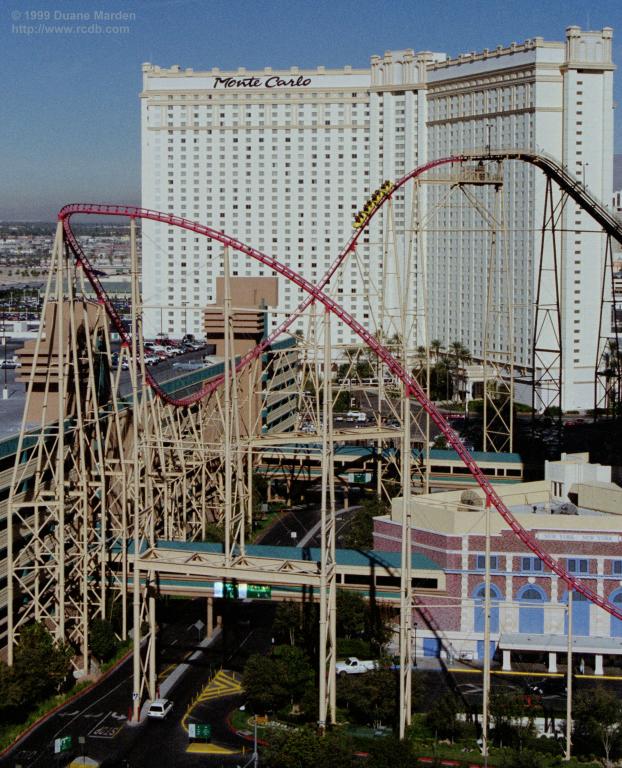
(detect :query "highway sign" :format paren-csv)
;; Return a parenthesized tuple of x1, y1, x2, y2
(349, 472, 372, 484)
(188, 722, 212, 739)
(54, 736, 72, 754)
(247, 584, 271, 599)
(214, 582, 271, 599)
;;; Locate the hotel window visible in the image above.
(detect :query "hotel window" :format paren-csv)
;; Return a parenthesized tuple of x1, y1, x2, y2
(522, 557, 543, 573)
(476, 555, 499, 571)
(567, 558, 589, 575)
(612, 561, 622, 576)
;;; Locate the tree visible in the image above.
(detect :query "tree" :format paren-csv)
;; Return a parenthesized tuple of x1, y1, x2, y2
(425, 693, 462, 742)
(574, 686, 622, 766)
(90, 618, 118, 662)
(272, 602, 303, 646)
(333, 390, 351, 412)
(0, 623, 72, 721)
(367, 736, 414, 768)
(243, 645, 314, 714)
(337, 669, 397, 727)
(429, 360, 453, 401)
(448, 341, 471, 401)
(341, 506, 374, 550)
(499, 749, 550, 768)
(430, 339, 444, 361)
(336, 590, 367, 639)
(341, 496, 389, 550)
(489, 689, 535, 749)
(243, 654, 284, 713)
(263, 726, 354, 768)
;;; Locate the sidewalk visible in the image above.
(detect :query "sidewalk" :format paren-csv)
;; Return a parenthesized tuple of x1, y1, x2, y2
(136, 628, 222, 721)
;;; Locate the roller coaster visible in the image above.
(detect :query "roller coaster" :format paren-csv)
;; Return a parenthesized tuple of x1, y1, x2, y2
(7, 150, 622, 737)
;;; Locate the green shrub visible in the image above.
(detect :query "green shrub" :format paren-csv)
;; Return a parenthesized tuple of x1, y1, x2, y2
(90, 619, 118, 662)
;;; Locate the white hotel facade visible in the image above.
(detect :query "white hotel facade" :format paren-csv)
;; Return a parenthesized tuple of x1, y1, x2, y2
(140, 26, 615, 410)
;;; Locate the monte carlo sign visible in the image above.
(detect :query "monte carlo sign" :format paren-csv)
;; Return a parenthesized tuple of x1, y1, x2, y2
(213, 75, 312, 89)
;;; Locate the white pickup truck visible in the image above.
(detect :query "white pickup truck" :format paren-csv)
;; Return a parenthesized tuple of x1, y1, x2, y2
(335, 657, 378, 676)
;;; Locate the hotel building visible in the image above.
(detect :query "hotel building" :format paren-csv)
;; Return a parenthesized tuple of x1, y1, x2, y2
(373, 453, 622, 673)
(140, 26, 615, 410)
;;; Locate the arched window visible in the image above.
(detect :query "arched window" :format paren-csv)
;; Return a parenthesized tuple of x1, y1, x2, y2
(518, 583, 546, 635)
(610, 590, 622, 638)
(473, 583, 502, 634)
(562, 590, 590, 637)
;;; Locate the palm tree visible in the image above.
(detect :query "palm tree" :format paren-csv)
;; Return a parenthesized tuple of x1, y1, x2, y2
(430, 339, 443, 362)
(448, 341, 471, 402)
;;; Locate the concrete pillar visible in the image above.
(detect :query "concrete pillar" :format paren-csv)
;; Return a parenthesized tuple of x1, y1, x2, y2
(502, 649, 512, 671)
(548, 652, 558, 673)
(595, 654, 604, 676)
(206, 597, 214, 639)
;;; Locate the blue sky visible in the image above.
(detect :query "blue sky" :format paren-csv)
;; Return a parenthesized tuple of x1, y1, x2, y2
(1, 0, 621, 220)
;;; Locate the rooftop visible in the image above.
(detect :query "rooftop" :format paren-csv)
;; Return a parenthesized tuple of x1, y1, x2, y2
(152, 539, 442, 571)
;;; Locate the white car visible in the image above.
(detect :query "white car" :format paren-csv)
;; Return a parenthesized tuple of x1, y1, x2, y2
(335, 657, 378, 676)
(147, 698, 174, 719)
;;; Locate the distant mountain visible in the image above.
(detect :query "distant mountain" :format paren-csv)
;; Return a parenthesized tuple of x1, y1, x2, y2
(615, 154, 622, 191)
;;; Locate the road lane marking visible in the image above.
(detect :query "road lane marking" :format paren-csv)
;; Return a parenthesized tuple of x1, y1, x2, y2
(182, 670, 243, 732)
(187, 743, 236, 754)
(48, 673, 133, 742)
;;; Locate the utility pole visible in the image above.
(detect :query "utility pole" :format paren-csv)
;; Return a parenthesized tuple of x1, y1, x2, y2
(130, 217, 142, 722)
(482, 496, 492, 765)
(565, 590, 573, 761)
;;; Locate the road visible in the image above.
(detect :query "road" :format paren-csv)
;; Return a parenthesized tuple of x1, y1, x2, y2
(1, 600, 275, 768)
(257, 502, 362, 549)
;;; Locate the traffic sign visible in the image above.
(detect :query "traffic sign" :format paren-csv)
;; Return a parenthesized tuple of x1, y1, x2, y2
(247, 584, 271, 599)
(54, 736, 72, 754)
(189, 722, 212, 739)
(214, 582, 271, 599)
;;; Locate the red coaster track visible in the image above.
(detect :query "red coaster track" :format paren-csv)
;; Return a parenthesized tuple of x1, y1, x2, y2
(58, 150, 622, 621)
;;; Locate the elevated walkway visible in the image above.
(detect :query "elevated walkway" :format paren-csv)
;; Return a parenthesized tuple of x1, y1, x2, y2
(133, 540, 444, 604)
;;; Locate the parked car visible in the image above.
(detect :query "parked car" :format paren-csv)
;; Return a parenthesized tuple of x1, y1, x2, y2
(147, 698, 174, 719)
(335, 657, 378, 676)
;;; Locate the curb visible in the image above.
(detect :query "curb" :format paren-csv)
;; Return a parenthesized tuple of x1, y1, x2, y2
(225, 711, 269, 748)
(0, 646, 133, 759)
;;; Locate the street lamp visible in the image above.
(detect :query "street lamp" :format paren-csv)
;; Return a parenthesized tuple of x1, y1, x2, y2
(486, 122, 493, 155)
(579, 160, 590, 188)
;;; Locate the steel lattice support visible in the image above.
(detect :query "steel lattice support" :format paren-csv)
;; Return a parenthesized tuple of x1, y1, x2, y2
(481, 177, 515, 452)
(7, 224, 129, 672)
(318, 307, 337, 729)
(531, 176, 567, 425)
(594, 234, 622, 417)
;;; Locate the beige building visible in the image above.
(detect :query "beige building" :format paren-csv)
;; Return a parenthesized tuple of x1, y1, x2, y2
(374, 454, 622, 673)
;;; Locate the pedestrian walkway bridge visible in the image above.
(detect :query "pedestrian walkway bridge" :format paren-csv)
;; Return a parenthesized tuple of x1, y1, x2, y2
(132, 540, 444, 604)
